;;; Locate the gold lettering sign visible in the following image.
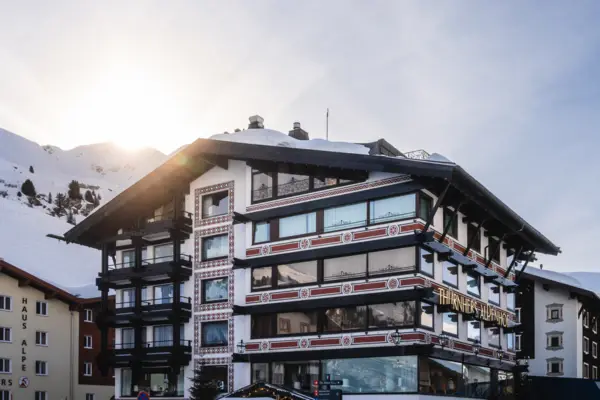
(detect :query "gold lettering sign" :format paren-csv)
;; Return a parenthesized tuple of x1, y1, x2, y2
(437, 287, 509, 328)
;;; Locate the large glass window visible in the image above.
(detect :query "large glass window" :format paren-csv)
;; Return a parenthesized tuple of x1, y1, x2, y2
(277, 261, 318, 287)
(154, 284, 174, 305)
(418, 194, 433, 222)
(467, 320, 481, 342)
(278, 173, 310, 196)
(252, 171, 273, 202)
(252, 363, 269, 383)
(442, 312, 458, 336)
(506, 333, 515, 351)
(463, 364, 491, 398)
(202, 191, 229, 218)
(277, 312, 318, 335)
(488, 327, 500, 348)
(368, 302, 415, 329)
(467, 224, 481, 253)
(153, 325, 183, 347)
(121, 328, 135, 349)
(324, 202, 367, 232)
(369, 194, 416, 224)
(202, 234, 228, 260)
(314, 177, 338, 189)
(122, 248, 147, 267)
(420, 303, 434, 329)
(442, 261, 458, 287)
(279, 212, 316, 238)
(419, 247, 434, 276)
(121, 369, 133, 396)
(252, 267, 272, 290)
(202, 278, 229, 303)
(251, 315, 274, 339)
(368, 247, 416, 276)
(324, 305, 367, 332)
(488, 283, 500, 305)
(202, 321, 228, 346)
(154, 244, 174, 262)
(488, 237, 500, 263)
(324, 254, 366, 282)
(322, 356, 418, 393)
(443, 208, 458, 239)
(419, 357, 463, 395)
(272, 361, 319, 391)
(203, 366, 228, 393)
(137, 369, 185, 397)
(506, 292, 515, 311)
(467, 273, 481, 297)
(254, 222, 270, 243)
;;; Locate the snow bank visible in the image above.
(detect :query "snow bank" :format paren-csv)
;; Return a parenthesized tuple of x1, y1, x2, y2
(209, 129, 371, 155)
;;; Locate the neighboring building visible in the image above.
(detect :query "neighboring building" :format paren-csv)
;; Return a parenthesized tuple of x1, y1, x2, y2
(517, 266, 600, 380)
(62, 116, 560, 399)
(0, 258, 115, 400)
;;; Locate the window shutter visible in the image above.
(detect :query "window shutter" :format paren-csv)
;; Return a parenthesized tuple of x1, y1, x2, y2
(560, 308, 563, 319)
(547, 362, 551, 373)
(560, 336, 563, 347)
(547, 309, 550, 320)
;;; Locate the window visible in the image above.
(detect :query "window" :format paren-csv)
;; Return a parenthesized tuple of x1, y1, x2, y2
(314, 177, 339, 189)
(202, 277, 229, 303)
(442, 312, 458, 336)
(84, 335, 93, 349)
(252, 267, 272, 290)
(36, 331, 48, 346)
(547, 358, 563, 376)
(418, 193, 433, 222)
(466, 273, 480, 297)
(584, 362, 589, 379)
(584, 311, 590, 328)
(593, 342, 597, 358)
(442, 260, 458, 287)
(153, 283, 183, 305)
(36, 301, 48, 316)
(35, 392, 48, 400)
(368, 247, 416, 276)
(488, 327, 500, 348)
(368, 302, 415, 328)
(546, 332, 563, 350)
(86, 394, 96, 400)
(594, 318, 598, 334)
(0, 358, 11, 373)
(488, 237, 500, 263)
(467, 224, 481, 253)
(419, 303, 434, 329)
(324, 254, 366, 282)
(121, 328, 135, 349)
(277, 311, 318, 335)
(202, 322, 228, 346)
(443, 208, 458, 238)
(279, 212, 316, 238)
(278, 261, 318, 287)
(122, 249, 136, 267)
(252, 170, 273, 201)
(153, 325, 183, 347)
(202, 191, 229, 218)
(0, 327, 10, 343)
(369, 194, 416, 224)
(0, 295, 12, 311)
(203, 365, 229, 393)
(251, 315, 274, 339)
(506, 292, 515, 311)
(507, 332, 515, 351)
(202, 234, 229, 260)
(547, 304, 563, 322)
(419, 247, 434, 276)
(254, 221, 270, 243)
(324, 305, 368, 332)
(121, 368, 133, 396)
(154, 243, 174, 262)
(0, 391, 9, 400)
(84, 309, 93, 322)
(515, 334, 522, 352)
(593, 366, 598, 380)
(324, 202, 367, 232)
(84, 362, 93, 376)
(35, 360, 48, 375)
(488, 283, 500, 305)
(278, 173, 310, 196)
(584, 337, 589, 354)
(515, 308, 521, 324)
(467, 320, 481, 342)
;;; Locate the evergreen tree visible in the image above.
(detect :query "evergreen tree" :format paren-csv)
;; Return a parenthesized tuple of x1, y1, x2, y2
(21, 179, 36, 197)
(48, 192, 52, 204)
(54, 193, 67, 215)
(189, 365, 219, 400)
(84, 189, 94, 203)
(29, 165, 34, 173)
(68, 180, 82, 200)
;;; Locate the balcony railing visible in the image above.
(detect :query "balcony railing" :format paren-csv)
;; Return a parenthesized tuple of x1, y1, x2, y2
(115, 296, 192, 309)
(115, 339, 192, 350)
(146, 211, 193, 224)
(109, 254, 192, 270)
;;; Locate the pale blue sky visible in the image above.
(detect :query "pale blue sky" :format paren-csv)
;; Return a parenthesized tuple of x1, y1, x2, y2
(1, 1, 599, 271)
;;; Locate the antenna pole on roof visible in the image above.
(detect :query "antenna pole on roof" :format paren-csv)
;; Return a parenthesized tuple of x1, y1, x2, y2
(326, 108, 329, 140)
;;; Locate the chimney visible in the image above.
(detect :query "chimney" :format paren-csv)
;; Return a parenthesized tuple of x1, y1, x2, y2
(288, 121, 309, 140)
(248, 115, 264, 129)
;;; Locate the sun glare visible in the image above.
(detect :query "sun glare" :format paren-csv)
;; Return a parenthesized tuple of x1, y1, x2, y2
(61, 68, 187, 151)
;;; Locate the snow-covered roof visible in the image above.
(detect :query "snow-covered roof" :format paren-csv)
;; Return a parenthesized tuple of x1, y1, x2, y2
(524, 265, 584, 289)
(209, 128, 371, 155)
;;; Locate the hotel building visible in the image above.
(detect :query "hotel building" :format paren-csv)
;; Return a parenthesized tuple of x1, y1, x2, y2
(62, 116, 560, 399)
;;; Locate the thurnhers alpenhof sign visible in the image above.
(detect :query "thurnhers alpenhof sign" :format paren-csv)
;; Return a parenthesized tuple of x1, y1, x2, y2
(437, 287, 510, 327)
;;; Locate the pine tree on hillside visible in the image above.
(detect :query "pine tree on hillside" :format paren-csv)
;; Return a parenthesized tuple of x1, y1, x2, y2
(29, 165, 34, 173)
(48, 192, 52, 204)
(68, 180, 82, 200)
(21, 179, 36, 197)
(189, 364, 219, 400)
(54, 193, 67, 216)
(84, 190, 94, 203)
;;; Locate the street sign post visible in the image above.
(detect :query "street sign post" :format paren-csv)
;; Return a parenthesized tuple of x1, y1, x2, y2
(313, 375, 343, 400)
(137, 391, 150, 400)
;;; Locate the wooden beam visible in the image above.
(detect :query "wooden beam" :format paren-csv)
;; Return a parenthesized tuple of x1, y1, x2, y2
(18, 279, 30, 287)
(45, 291, 57, 300)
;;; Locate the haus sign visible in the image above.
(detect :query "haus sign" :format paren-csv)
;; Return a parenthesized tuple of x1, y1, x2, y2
(437, 287, 510, 327)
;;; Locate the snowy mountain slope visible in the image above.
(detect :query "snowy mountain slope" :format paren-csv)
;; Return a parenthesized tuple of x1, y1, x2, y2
(0, 127, 167, 296)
